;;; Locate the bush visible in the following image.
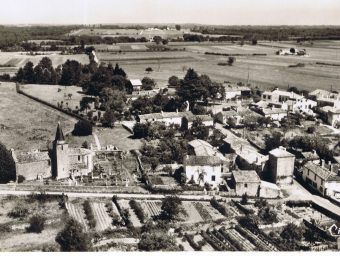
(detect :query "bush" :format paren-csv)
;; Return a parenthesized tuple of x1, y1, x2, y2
(72, 120, 92, 136)
(307, 126, 316, 134)
(241, 193, 248, 205)
(129, 200, 146, 223)
(8, 204, 29, 219)
(185, 233, 202, 251)
(178, 244, 184, 251)
(17, 175, 25, 183)
(26, 215, 46, 233)
(210, 197, 227, 216)
(83, 200, 96, 229)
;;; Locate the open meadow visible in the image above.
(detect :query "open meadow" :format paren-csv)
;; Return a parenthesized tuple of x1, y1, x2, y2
(0, 82, 78, 151)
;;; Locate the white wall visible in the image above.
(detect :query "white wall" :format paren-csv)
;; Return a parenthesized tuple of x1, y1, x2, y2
(185, 164, 222, 187)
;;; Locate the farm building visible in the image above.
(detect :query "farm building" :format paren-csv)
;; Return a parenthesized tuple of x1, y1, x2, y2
(309, 89, 339, 101)
(130, 79, 142, 91)
(184, 155, 224, 187)
(268, 147, 295, 186)
(300, 161, 340, 198)
(136, 110, 193, 127)
(231, 170, 261, 197)
(215, 110, 240, 125)
(12, 123, 95, 182)
(181, 115, 213, 130)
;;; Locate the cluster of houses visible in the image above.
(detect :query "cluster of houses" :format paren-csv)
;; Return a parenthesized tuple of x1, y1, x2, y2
(133, 85, 340, 200)
(276, 48, 309, 56)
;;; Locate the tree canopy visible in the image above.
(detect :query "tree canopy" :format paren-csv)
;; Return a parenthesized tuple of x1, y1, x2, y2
(0, 142, 16, 183)
(55, 218, 92, 252)
(160, 196, 183, 221)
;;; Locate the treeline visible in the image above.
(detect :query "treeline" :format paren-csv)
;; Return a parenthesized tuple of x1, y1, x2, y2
(205, 52, 267, 56)
(190, 25, 340, 41)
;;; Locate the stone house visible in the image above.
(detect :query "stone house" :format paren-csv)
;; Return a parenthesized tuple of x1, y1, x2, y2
(231, 170, 261, 197)
(130, 79, 142, 91)
(261, 107, 287, 121)
(327, 108, 340, 127)
(136, 111, 193, 127)
(268, 147, 295, 186)
(181, 115, 213, 130)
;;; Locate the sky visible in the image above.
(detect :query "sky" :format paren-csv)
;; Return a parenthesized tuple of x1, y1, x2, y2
(0, 0, 339, 26)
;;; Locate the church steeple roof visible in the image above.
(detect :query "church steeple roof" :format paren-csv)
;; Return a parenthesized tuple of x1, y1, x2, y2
(55, 122, 65, 142)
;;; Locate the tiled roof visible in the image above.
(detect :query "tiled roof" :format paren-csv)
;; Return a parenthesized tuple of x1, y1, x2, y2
(185, 115, 213, 122)
(232, 170, 261, 183)
(184, 155, 222, 166)
(138, 113, 163, 120)
(188, 139, 212, 149)
(261, 180, 280, 190)
(328, 108, 340, 114)
(269, 148, 294, 158)
(162, 111, 193, 118)
(302, 162, 332, 180)
(15, 151, 50, 163)
(68, 148, 92, 156)
(221, 110, 238, 117)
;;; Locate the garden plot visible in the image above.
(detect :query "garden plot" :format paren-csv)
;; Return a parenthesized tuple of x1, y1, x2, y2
(175, 238, 194, 251)
(141, 200, 162, 218)
(228, 229, 257, 251)
(193, 202, 213, 221)
(65, 202, 88, 231)
(118, 200, 142, 227)
(200, 202, 225, 220)
(91, 202, 113, 231)
(182, 201, 204, 223)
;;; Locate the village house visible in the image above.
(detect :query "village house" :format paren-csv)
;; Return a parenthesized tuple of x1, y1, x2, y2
(260, 107, 288, 121)
(188, 139, 228, 163)
(327, 108, 340, 127)
(231, 170, 261, 196)
(130, 79, 142, 91)
(12, 123, 95, 182)
(181, 115, 214, 130)
(223, 84, 251, 100)
(184, 155, 224, 187)
(268, 147, 295, 186)
(222, 135, 268, 174)
(136, 110, 193, 127)
(261, 88, 316, 113)
(301, 161, 340, 198)
(300, 150, 321, 164)
(309, 89, 339, 101)
(316, 97, 340, 109)
(215, 110, 240, 125)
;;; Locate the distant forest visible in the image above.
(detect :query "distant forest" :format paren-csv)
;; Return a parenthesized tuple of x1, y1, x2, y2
(1, 25, 340, 51)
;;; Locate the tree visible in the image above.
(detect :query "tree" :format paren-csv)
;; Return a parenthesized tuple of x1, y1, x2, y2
(188, 118, 209, 140)
(175, 25, 181, 31)
(228, 57, 236, 66)
(23, 61, 35, 83)
(72, 120, 92, 136)
(153, 36, 162, 44)
(264, 131, 286, 152)
(141, 77, 156, 90)
(101, 110, 116, 127)
(27, 215, 46, 233)
(0, 142, 16, 183)
(79, 97, 91, 113)
(133, 122, 149, 138)
(160, 196, 182, 221)
(304, 227, 318, 245)
(252, 39, 258, 45)
(280, 222, 304, 241)
(55, 218, 92, 252)
(238, 215, 259, 229)
(138, 232, 177, 251)
(168, 75, 180, 88)
(145, 67, 153, 74)
(290, 48, 296, 54)
(241, 193, 248, 205)
(17, 175, 25, 183)
(162, 39, 168, 45)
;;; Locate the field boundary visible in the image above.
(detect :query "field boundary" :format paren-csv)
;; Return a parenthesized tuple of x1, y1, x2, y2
(16, 84, 86, 121)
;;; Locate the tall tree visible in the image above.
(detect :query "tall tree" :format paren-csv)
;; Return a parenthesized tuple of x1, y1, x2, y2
(55, 218, 92, 252)
(0, 142, 16, 183)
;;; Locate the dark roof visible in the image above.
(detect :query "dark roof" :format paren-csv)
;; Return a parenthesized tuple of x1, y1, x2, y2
(232, 170, 261, 183)
(185, 115, 213, 122)
(55, 122, 65, 141)
(184, 155, 222, 166)
(301, 151, 320, 160)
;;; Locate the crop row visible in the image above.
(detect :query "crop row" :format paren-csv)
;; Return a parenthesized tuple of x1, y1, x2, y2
(65, 202, 88, 231)
(234, 225, 271, 251)
(193, 202, 213, 221)
(92, 202, 113, 231)
(143, 201, 162, 217)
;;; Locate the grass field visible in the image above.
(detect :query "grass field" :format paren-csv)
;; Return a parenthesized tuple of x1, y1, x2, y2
(0, 82, 77, 151)
(0, 52, 89, 68)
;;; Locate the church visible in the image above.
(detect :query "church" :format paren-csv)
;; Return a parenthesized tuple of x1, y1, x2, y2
(12, 123, 94, 181)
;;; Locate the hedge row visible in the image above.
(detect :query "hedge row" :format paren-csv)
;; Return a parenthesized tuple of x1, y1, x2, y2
(129, 200, 146, 223)
(210, 197, 228, 216)
(219, 227, 245, 251)
(83, 200, 97, 229)
(285, 200, 312, 208)
(201, 230, 223, 251)
(205, 52, 267, 56)
(232, 200, 255, 215)
(234, 225, 268, 251)
(316, 62, 340, 67)
(184, 233, 202, 251)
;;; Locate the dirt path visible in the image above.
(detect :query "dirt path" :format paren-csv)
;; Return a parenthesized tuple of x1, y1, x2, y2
(93, 132, 101, 150)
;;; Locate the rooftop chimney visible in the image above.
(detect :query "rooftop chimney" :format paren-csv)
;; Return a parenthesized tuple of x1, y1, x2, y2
(321, 159, 325, 168)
